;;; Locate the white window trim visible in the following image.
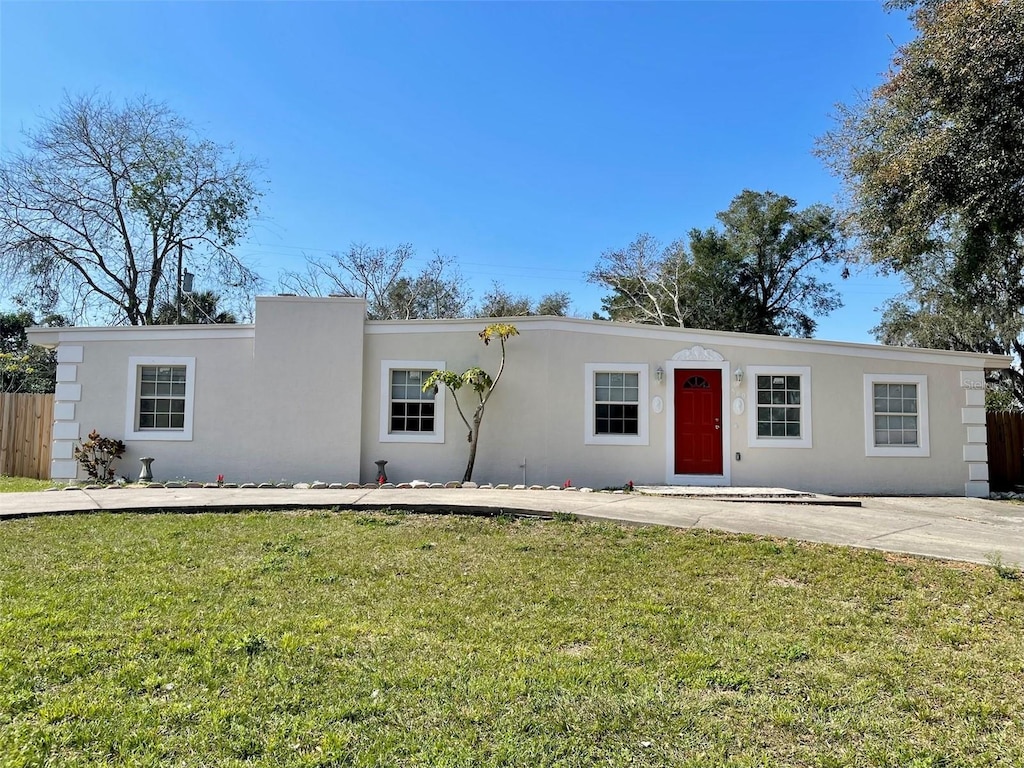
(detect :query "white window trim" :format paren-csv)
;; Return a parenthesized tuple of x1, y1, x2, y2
(746, 365, 812, 449)
(863, 373, 930, 457)
(584, 363, 649, 446)
(125, 356, 195, 441)
(379, 360, 446, 444)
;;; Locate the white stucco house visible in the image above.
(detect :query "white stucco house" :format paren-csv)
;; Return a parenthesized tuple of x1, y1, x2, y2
(27, 295, 1009, 496)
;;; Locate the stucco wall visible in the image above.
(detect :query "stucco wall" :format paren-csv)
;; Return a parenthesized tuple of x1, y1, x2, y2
(363, 317, 1000, 495)
(34, 296, 366, 484)
(45, 329, 257, 483)
(252, 296, 365, 482)
(31, 300, 1004, 495)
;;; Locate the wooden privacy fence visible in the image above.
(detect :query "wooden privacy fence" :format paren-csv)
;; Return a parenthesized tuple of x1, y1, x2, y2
(987, 411, 1024, 491)
(0, 393, 54, 479)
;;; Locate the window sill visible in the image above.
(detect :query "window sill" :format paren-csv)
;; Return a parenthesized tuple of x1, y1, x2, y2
(380, 432, 445, 444)
(865, 445, 929, 458)
(584, 433, 648, 446)
(125, 429, 193, 442)
(749, 436, 812, 449)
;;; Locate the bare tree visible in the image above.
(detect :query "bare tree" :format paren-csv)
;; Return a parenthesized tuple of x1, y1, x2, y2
(0, 94, 263, 324)
(280, 244, 471, 320)
(588, 233, 692, 326)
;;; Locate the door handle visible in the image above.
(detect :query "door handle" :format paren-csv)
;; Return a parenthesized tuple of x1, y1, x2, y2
(715, 425, 721, 430)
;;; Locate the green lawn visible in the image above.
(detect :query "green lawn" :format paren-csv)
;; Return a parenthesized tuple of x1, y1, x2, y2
(1, 510, 1023, 767)
(0, 476, 56, 493)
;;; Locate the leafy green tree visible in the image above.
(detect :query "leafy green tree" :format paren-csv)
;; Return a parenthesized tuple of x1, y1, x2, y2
(589, 191, 846, 337)
(0, 310, 64, 393)
(0, 94, 262, 325)
(819, 0, 1024, 275)
(423, 324, 518, 483)
(476, 283, 570, 317)
(818, 0, 1024, 403)
(535, 291, 571, 317)
(280, 244, 471, 320)
(153, 290, 238, 325)
(872, 250, 1024, 408)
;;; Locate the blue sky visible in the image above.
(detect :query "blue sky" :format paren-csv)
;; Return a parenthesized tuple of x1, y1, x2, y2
(1, 1, 913, 341)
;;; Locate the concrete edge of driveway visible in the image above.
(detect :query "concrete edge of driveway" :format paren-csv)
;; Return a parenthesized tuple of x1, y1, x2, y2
(0, 500, 557, 522)
(1, 487, 1023, 569)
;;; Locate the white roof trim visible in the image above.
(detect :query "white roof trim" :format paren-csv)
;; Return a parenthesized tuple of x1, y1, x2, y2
(26, 313, 1010, 369)
(27, 325, 256, 347)
(366, 316, 1010, 368)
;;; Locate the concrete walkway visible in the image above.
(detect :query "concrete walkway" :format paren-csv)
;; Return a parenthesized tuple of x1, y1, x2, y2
(2, 486, 1024, 568)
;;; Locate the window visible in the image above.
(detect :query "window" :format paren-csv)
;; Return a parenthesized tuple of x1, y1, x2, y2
(864, 374, 930, 457)
(390, 369, 435, 433)
(873, 383, 918, 446)
(595, 371, 639, 435)
(757, 375, 801, 437)
(379, 360, 445, 443)
(746, 366, 812, 448)
(125, 356, 195, 441)
(584, 364, 649, 446)
(139, 365, 187, 429)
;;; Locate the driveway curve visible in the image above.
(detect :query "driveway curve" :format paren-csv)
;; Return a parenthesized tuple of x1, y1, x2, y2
(2, 487, 1023, 568)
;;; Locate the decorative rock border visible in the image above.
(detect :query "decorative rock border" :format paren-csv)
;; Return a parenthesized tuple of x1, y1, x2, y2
(50, 481, 599, 493)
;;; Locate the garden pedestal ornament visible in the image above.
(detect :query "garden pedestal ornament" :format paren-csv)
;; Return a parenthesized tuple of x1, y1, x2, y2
(375, 459, 388, 484)
(139, 457, 155, 483)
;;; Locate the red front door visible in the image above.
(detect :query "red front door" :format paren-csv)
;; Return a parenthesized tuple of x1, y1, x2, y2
(674, 369, 723, 475)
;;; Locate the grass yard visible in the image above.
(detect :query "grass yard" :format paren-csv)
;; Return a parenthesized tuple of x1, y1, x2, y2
(1, 510, 1023, 768)
(0, 476, 55, 493)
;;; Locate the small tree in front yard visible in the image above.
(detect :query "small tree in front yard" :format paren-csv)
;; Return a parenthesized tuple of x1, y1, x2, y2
(73, 430, 126, 484)
(423, 323, 518, 483)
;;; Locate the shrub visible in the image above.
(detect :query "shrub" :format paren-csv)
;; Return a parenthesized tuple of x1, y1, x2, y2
(72, 429, 126, 484)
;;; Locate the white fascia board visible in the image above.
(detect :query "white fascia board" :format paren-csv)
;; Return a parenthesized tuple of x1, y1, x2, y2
(27, 325, 255, 347)
(365, 317, 1010, 369)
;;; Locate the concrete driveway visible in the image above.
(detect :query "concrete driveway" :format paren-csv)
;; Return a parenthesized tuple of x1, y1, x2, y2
(1, 486, 1023, 568)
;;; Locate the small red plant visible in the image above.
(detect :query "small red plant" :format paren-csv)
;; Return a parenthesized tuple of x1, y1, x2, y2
(563, 479, 572, 489)
(217, 474, 225, 486)
(627, 480, 634, 492)
(378, 474, 386, 485)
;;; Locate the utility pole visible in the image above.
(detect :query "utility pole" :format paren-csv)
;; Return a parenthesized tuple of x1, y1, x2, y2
(176, 241, 193, 324)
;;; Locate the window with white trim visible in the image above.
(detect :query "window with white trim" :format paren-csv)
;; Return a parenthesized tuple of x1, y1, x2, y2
(864, 374, 930, 457)
(584, 363, 649, 446)
(139, 365, 187, 429)
(379, 360, 445, 443)
(390, 369, 435, 433)
(746, 366, 811, 448)
(125, 356, 195, 441)
(596, 371, 639, 435)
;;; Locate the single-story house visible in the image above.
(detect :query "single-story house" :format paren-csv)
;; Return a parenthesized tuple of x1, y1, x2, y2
(28, 295, 1009, 496)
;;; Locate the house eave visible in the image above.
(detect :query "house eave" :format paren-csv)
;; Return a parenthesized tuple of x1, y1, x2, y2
(366, 315, 1012, 369)
(25, 309, 1011, 370)
(26, 324, 257, 348)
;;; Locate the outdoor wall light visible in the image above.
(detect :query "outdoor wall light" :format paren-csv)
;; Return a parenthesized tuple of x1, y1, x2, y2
(734, 367, 744, 383)
(655, 366, 665, 383)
